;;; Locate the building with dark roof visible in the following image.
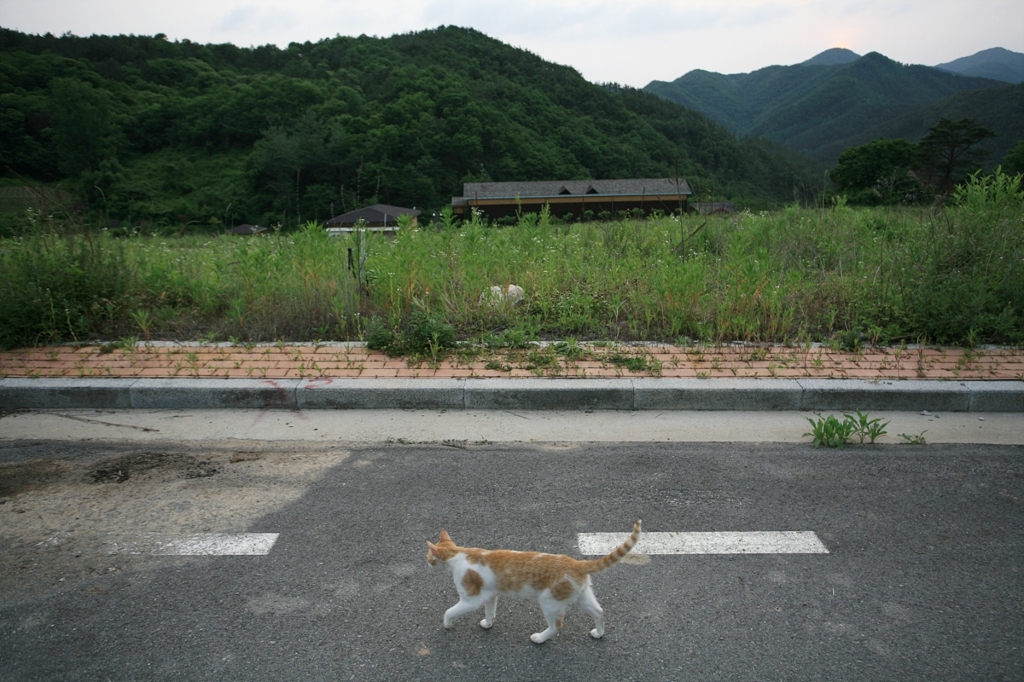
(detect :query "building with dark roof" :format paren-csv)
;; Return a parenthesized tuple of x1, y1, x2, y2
(229, 223, 266, 235)
(451, 178, 692, 222)
(324, 204, 420, 230)
(692, 201, 735, 216)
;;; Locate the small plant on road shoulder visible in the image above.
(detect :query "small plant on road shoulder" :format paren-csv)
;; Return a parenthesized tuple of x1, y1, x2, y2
(609, 352, 652, 373)
(804, 413, 856, 449)
(898, 430, 928, 445)
(553, 337, 586, 361)
(118, 335, 139, 354)
(130, 309, 153, 341)
(845, 410, 889, 443)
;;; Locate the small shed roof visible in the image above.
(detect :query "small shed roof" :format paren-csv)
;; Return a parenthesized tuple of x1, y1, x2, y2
(230, 224, 265, 235)
(325, 204, 420, 227)
(693, 202, 735, 215)
(458, 178, 692, 201)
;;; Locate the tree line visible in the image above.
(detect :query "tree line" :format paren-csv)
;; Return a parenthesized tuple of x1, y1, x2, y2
(830, 117, 1024, 204)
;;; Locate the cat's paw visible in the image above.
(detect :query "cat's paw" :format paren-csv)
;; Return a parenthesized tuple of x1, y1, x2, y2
(589, 628, 604, 639)
(443, 620, 453, 629)
(530, 633, 547, 644)
(479, 619, 493, 629)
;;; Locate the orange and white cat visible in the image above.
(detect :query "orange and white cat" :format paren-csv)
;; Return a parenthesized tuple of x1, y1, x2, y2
(427, 520, 641, 643)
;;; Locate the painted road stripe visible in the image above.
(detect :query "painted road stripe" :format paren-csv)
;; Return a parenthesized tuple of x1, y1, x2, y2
(107, 533, 279, 556)
(578, 531, 828, 555)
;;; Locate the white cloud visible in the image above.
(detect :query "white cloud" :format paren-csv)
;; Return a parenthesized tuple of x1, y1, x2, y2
(214, 5, 262, 33)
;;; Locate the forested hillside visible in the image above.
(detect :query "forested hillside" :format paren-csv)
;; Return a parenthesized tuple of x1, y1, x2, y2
(871, 82, 1024, 164)
(0, 26, 818, 229)
(646, 52, 1007, 166)
(645, 61, 840, 133)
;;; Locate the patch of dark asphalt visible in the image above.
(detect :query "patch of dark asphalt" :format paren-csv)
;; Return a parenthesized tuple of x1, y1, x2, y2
(0, 458, 65, 498)
(88, 452, 221, 484)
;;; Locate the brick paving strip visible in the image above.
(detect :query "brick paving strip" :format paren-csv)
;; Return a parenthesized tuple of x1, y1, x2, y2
(2, 343, 1023, 382)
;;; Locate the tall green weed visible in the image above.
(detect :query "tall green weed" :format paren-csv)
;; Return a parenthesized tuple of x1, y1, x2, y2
(0, 230, 137, 347)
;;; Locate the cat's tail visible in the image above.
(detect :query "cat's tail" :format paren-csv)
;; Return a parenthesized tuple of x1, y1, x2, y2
(582, 520, 642, 574)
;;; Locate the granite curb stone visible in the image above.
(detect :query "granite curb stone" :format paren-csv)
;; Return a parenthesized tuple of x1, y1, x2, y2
(297, 378, 465, 410)
(464, 379, 633, 410)
(632, 378, 804, 410)
(967, 381, 1024, 412)
(0, 378, 136, 409)
(129, 378, 300, 409)
(795, 379, 972, 412)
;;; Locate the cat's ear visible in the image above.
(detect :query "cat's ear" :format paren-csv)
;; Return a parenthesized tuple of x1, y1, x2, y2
(439, 529, 452, 543)
(427, 541, 440, 556)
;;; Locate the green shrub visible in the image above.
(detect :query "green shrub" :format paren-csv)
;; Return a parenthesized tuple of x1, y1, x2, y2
(365, 311, 455, 357)
(407, 311, 456, 355)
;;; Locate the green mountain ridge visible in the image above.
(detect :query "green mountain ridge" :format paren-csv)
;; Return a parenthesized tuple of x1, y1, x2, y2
(935, 47, 1024, 84)
(646, 51, 1015, 167)
(645, 61, 840, 133)
(801, 48, 860, 66)
(0, 26, 819, 228)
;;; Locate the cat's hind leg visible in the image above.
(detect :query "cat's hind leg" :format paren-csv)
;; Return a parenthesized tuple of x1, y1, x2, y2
(443, 597, 483, 629)
(530, 598, 569, 644)
(579, 584, 605, 639)
(480, 594, 498, 629)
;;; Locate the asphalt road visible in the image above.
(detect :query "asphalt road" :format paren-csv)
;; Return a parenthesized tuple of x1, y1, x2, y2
(1, 439, 1022, 681)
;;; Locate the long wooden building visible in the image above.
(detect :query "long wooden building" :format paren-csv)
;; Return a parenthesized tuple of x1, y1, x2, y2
(451, 178, 692, 222)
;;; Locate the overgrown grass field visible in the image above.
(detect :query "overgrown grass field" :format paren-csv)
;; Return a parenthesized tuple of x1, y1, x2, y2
(2, 172, 1022, 351)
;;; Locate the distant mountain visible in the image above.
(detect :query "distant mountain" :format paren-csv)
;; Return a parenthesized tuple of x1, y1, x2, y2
(645, 51, 1005, 166)
(935, 47, 1024, 84)
(644, 62, 840, 134)
(802, 48, 860, 66)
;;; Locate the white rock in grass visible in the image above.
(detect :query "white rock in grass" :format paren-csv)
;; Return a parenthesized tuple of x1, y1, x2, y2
(480, 284, 525, 306)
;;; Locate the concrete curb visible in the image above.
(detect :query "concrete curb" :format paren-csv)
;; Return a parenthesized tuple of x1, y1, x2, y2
(464, 379, 633, 410)
(298, 378, 464, 410)
(131, 378, 300, 410)
(797, 379, 971, 412)
(1, 377, 1022, 412)
(0, 378, 135, 410)
(634, 378, 804, 410)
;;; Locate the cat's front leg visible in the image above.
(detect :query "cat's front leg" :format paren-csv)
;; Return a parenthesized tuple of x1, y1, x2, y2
(480, 595, 498, 629)
(443, 598, 480, 628)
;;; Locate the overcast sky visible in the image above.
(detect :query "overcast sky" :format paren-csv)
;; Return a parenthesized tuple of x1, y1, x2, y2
(4, 0, 1023, 86)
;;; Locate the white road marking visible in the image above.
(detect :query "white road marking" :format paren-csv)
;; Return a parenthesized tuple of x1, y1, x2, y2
(578, 531, 828, 555)
(107, 533, 279, 556)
